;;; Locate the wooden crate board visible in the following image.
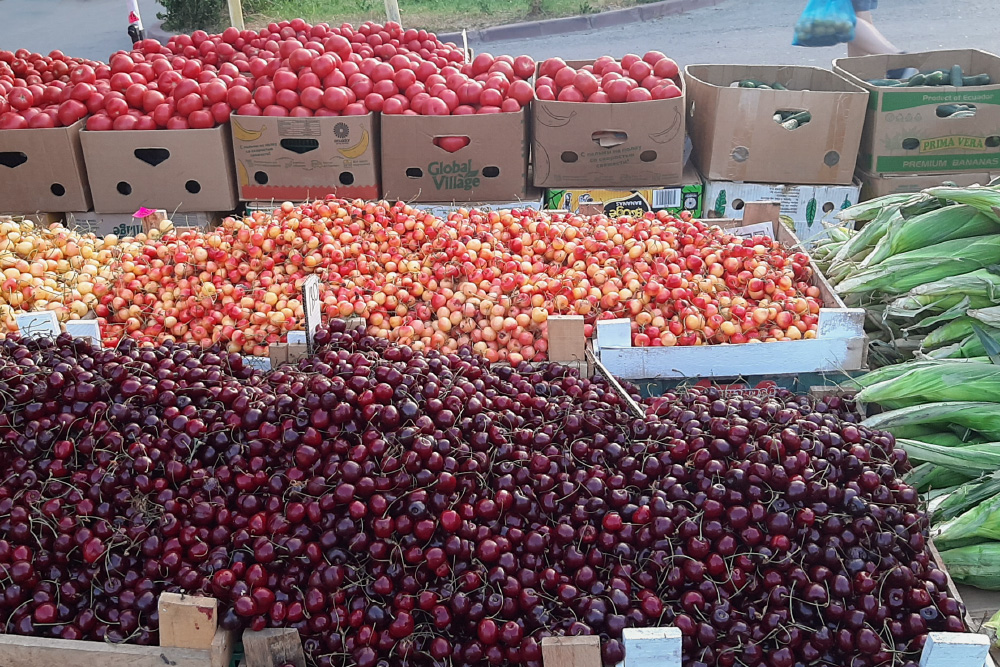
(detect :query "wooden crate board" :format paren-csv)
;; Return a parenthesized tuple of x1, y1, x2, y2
(594, 216, 868, 380)
(0, 634, 213, 667)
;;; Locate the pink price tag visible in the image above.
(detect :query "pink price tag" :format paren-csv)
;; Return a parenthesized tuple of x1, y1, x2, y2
(133, 207, 156, 218)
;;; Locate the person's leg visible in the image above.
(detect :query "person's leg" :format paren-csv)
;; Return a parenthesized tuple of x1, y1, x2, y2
(848, 10, 901, 56)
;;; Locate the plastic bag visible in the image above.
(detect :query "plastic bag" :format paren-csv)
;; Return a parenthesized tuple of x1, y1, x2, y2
(792, 0, 857, 47)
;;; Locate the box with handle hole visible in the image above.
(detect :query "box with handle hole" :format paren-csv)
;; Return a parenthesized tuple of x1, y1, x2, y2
(532, 60, 685, 189)
(380, 110, 528, 202)
(80, 124, 237, 213)
(684, 64, 868, 185)
(834, 49, 1000, 175)
(230, 113, 379, 201)
(0, 118, 92, 212)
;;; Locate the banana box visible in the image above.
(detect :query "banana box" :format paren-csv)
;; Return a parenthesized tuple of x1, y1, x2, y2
(545, 161, 703, 218)
(80, 124, 237, 214)
(231, 114, 380, 202)
(532, 60, 686, 189)
(380, 111, 529, 203)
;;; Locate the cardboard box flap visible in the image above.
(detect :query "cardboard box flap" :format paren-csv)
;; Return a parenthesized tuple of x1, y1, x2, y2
(687, 64, 867, 94)
(0, 119, 92, 212)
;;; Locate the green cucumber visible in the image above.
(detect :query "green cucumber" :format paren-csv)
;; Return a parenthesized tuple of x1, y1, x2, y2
(951, 65, 964, 87)
(963, 73, 993, 86)
(906, 73, 927, 87)
(936, 104, 965, 117)
(771, 82, 788, 90)
(924, 71, 946, 86)
(867, 78, 904, 87)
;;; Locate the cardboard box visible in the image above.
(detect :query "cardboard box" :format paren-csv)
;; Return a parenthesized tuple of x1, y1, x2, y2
(381, 111, 529, 202)
(702, 177, 860, 243)
(834, 49, 1000, 174)
(67, 210, 220, 238)
(532, 61, 685, 188)
(0, 212, 66, 227)
(544, 161, 703, 218)
(684, 65, 868, 185)
(81, 125, 238, 213)
(857, 168, 996, 199)
(231, 114, 379, 201)
(0, 119, 92, 212)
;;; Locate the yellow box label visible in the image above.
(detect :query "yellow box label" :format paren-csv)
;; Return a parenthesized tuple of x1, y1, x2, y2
(920, 135, 986, 153)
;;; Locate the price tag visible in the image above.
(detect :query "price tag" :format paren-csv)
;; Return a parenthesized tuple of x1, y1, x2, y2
(65, 319, 101, 346)
(15, 311, 60, 340)
(731, 222, 775, 240)
(303, 275, 321, 353)
(286, 331, 307, 345)
(242, 356, 272, 371)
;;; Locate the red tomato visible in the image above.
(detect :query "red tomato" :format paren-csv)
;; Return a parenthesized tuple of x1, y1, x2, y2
(453, 104, 475, 115)
(438, 88, 459, 111)
(479, 88, 503, 107)
(275, 88, 299, 110)
(382, 96, 406, 114)
(573, 71, 599, 98)
(552, 67, 575, 90)
(653, 58, 680, 80)
(124, 83, 147, 109)
(626, 87, 653, 102)
(422, 97, 450, 116)
(227, 85, 252, 108)
(652, 83, 682, 100)
(557, 85, 584, 102)
(57, 99, 87, 126)
(507, 80, 534, 106)
(272, 69, 297, 91)
(253, 86, 276, 108)
(349, 74, 373, 99)
(342, 102, 368, 116)
(263, 104, 288, 116)
(409, 92, 430, 113)
(414, 61, 437, 82)
(371, 62, 394, 82)
(237, 103, 261, 116)
(471, 53, 494, 77)
(173, 78, 200, 100)
(135, 115, 157, 130)
(500, 98, 521, 112)
(288, 48, 314, 71)
(539, 57, 566, 79)
(587, 91, 611, 103)
(85, 113, 113, 131)
(202, 80, 228, 105)
(606, 79, 631, 103)
(393, 68, 416, 90)
(110, 54, 134, 74)
(70, 65, 96, 85)
(85, 92, 106, 114)
(372, 79, 398, 98)
(628, 61, 653, 82)
(105, 96, 129, 118)
(363, 93, 384, 111)
(322, 87, 350, 111)
(113, 114, 139, 130)
(210, 101, 232, 123)
(643, 50, 667, 65)
(299, 86, 323, 110)
(152, 102, 174, 127)
(457, 81, 482, 106)
(513, 55, 535, 80)
(312, 55, 336, 78)
(297, 71, 321, 91)
(8, 87, 32, 111)
(536, 85, 555, 101)
(477, 105, 501, 114)
(68, 82, 95, 102)
(176, 93, 204, 116)
(28, 112, 55, 128)
(621, 53, 641, 70)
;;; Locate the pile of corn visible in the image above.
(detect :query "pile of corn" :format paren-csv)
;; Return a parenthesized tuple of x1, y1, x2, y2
(852, 359, 1000, 589)
(814, 183, 1000, 365)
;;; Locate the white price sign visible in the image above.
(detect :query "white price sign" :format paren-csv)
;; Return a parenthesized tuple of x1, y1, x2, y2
(15, 311, 60, 340)
(303, 275, 321, 352)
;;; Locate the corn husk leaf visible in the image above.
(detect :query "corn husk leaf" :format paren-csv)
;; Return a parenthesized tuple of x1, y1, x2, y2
(905, 462, 974, 494)
(838, 236, 1000, 296)
(934, 474, 1000, 523)
(939, 543, 1000, 589)
(924, 185, 1000, 222)
(937, 491, 1000, 549)
(862, 402, 1000, 440)
(866, 205, 1000, 266)
(897, 440, 1000, 478)
(855, 362, 1000, 407)
(970, 306, 1000, 328)
(922, 317, 979, 349)
(829, 208, 902, 269)
(836, 193, 914, 222)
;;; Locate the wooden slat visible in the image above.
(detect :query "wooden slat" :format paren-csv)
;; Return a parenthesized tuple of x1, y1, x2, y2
(210, 626, 236, 667)
(243, 628, 306, 667)
(541, 636, 601, 667)
(0, 635, 211, 667)
(158, 592, 219, 650)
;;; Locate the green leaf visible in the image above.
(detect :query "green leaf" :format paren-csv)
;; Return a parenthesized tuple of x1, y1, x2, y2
(971, 321, 1000, 365)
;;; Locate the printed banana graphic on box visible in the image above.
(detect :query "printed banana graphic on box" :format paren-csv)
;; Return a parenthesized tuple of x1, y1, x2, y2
(231, 118, 265, 142)
(338, 130, 370, 160)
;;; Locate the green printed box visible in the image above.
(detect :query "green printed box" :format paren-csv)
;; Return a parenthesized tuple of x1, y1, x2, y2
(834, 49, 1000, 174)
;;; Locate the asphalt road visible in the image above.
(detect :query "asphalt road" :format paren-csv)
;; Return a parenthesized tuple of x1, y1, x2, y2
(0, 0, 168, 62)
(470, 0, 1000, 66)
